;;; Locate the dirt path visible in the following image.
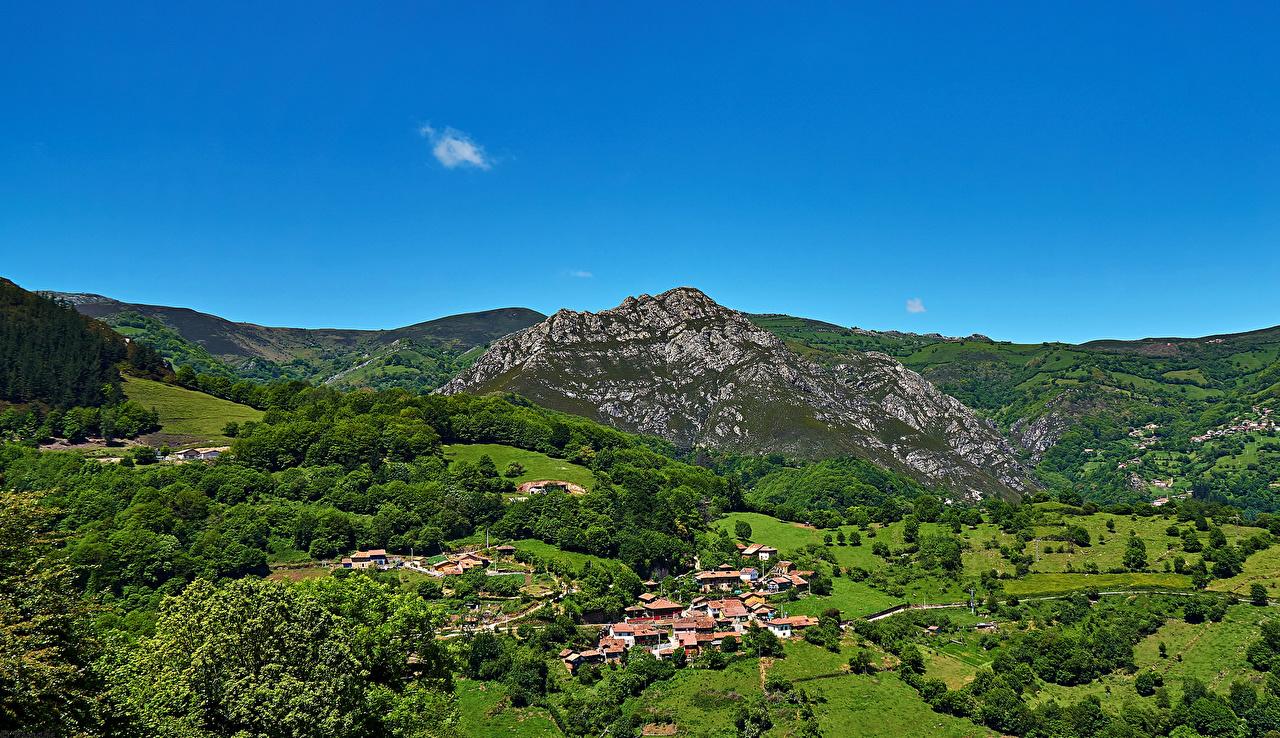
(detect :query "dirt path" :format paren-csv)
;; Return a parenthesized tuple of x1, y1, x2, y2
(866, 589, 1204, 622)
(758, 657, 773, 690)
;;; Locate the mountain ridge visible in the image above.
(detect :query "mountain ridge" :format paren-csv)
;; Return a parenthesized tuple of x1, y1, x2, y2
(42, 290, 545, 391)
(439, 287, 1035, 500)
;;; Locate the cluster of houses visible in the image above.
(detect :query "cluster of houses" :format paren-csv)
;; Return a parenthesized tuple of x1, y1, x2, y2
(417, 545, 520, 577)
(560, 586, 819, 672)
(560, 545, 822, 672)
(165, 446, 228, 462)
(693, 560, 810, 595)
(338, 544, 525, 576)
(1192, 408, 1276, 443)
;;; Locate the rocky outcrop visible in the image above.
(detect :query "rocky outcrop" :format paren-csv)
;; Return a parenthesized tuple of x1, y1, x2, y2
(439, 288, 1035, 500)
(1008, 388, 1114, 461)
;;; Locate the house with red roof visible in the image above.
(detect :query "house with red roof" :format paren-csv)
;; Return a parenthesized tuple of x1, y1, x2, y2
(641, 597, 685, 618)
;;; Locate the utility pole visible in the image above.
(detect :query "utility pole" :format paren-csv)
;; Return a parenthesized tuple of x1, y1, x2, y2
(969, 586, 976, 616)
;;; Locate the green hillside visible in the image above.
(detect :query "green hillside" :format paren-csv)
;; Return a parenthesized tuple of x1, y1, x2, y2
(54, 291, 544, 392)
(444, 443, 596, 490)
(755, 315, 1280, 511)
(0, 278, 166, 407)
(122, 375, 262, 445)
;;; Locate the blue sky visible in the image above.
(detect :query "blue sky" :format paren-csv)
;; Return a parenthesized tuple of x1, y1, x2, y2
(2, 3, 1277, 343)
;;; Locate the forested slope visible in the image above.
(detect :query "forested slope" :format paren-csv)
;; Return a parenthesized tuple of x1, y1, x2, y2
(0, 278, 165, 407)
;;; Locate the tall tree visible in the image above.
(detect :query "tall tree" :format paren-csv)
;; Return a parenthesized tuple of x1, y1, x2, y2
(0, 491, 100, 734)
(105, 578, 370, 738)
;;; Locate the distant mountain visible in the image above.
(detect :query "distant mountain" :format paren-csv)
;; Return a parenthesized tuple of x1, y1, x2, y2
(439, 287, 1035, 500)
(756, 313, 1280, 509)
(2, 279, 166, 407)
(44, 291, 545, 392)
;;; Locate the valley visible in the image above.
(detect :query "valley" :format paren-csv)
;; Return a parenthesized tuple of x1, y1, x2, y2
(3, 277, 1280, 738)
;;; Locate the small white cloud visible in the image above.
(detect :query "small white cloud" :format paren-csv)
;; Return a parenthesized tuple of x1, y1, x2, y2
(419, 124, 491, 170)
(906, 297, 926, 314)
(568, 270, 593, 279)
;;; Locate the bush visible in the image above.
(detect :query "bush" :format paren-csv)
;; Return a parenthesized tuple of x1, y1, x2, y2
(1135, 670, 1162, 696)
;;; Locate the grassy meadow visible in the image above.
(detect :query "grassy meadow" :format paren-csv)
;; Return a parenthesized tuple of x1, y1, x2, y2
(456, 679, 560, 737)
(625, 638, 993, 737)
(123, 375, 263, 445)
(1030, 603, 1280, 709)
(443, 443, 596, 491)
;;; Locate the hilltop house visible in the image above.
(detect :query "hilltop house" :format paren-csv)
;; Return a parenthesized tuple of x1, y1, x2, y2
(170, 446, 229, 462)
(740, 543, 778, 561)
(342, 549, 389, 570)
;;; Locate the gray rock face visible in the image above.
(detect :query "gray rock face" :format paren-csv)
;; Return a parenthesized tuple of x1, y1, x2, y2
(439, 287, 1035, 500)
(1008, 388, 1111, 461)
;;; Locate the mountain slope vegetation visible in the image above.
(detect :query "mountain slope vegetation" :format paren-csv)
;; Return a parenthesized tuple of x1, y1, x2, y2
(47, 290, 545, 392)
(441, 288, 1034, 501)
(0, 279, 166, 408)
(755, 315, 1280, 511)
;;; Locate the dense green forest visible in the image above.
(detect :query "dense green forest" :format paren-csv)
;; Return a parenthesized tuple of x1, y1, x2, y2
(0, 280, 168, 446)
(0, 279, 166, 407)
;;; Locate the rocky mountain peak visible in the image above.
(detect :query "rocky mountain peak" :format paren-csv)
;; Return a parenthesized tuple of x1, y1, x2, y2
(440, 289, 1035, 500)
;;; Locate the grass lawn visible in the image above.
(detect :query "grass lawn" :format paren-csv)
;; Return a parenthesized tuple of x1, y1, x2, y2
(802, 672, 994, 738)
(1024, 511, 1253, 577)
(769, 642, 993, 738)
(511, 539, 621, 573)
(713, 511, 1270, 604)
(1210, 544, 1280, 597)
(715, 512, 1019, 579)
(1002, 572, 1191, 596)
(926, 644, 989, 690)
(456, 679, 561, 737)
(627, 634, 992, 736)
(783, 578, 903, 619)
(443, 443, 595, 492)
(123, 375, 262, 445)
(715, 512, 1015, 604)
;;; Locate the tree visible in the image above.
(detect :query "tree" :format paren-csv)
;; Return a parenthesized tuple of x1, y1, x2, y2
(849, 650, 875, 674)
(1065, 525, 1091, 547)
(504, 461, 525, 478)
(734, 520, 753, 541)
(903, 516, 920, 544)
(1254, 583, 1270, 607)
(1135, 670, 1162, 696)
(106, 578, 371, 738)
(742, 624, 784, 658)
(0, 492, 100, 735)
(899, 646, 925, 674)
(1123, 534, 1148, 571)
(918, 534, 963, 573)
(734, 694, 773, 738)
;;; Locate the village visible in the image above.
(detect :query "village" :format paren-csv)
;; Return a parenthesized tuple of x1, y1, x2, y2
(558, 541, 823, 673)
(1191, 406, 1276, 443)
(331, 539, 831, 672)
